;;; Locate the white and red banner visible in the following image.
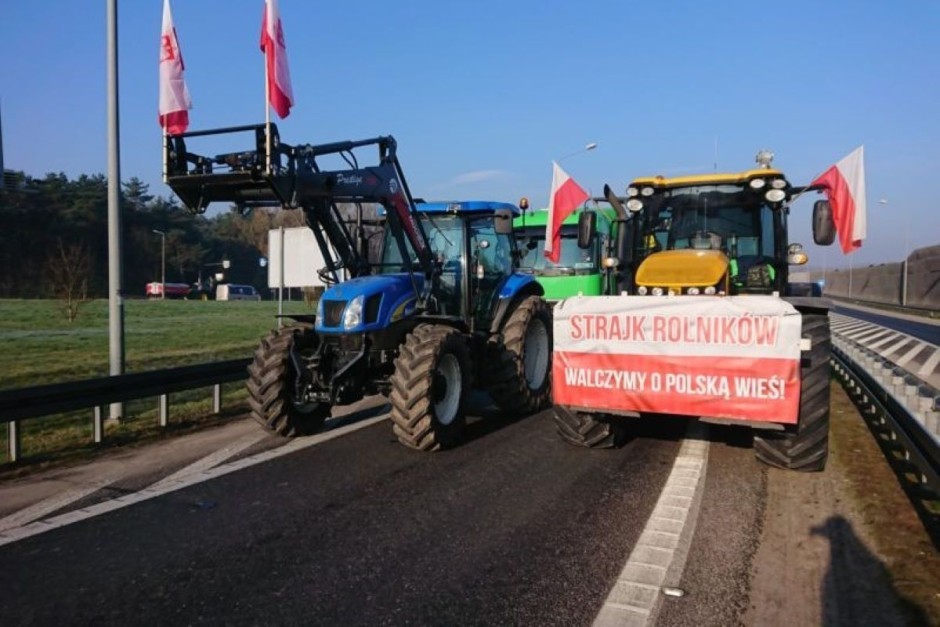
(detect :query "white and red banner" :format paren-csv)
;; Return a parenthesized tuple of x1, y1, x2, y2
(552, 296, 804, 423)
(544, 161, 589, 264)
(260, 0, 294, 119)
(811, 146, 867, 254)
(158, 0, 192, 135)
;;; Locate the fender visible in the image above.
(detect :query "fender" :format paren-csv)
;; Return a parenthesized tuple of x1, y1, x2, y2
(488, 274, 544, 334)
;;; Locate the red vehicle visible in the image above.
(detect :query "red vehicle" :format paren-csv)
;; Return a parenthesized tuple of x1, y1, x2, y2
(145, 282, 192, 299)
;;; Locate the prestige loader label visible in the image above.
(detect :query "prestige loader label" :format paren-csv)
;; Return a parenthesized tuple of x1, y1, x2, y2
(553, 296, 804, 423)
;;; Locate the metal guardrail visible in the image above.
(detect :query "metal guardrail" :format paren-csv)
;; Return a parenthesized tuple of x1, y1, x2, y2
(1, 359, 251, 463)
(831, 331, 940, 495)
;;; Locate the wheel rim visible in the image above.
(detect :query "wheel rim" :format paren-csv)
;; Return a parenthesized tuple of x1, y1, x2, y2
(433, 353, 462, 426)
(523, 317, 549, 390)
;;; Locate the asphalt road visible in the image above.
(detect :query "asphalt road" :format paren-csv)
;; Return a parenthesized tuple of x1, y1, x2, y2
(0, 405, 711, 626)
(1, 390, 929, 625)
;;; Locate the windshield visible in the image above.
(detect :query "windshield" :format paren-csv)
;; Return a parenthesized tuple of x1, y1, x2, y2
(642, 184, 778, 259)
(379, 214, 464, 273)
(517, 227, 598, 275)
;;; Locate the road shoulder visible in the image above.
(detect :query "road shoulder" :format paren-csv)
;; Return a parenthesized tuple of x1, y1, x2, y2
(745, 382, 939, 626)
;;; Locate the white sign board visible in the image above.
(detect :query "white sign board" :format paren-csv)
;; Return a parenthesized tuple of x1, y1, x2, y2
(267, 227, 338, 288)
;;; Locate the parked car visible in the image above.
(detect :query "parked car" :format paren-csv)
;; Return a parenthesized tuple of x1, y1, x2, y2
(216, 284, 262, 301)
(145, 282, 192, 299)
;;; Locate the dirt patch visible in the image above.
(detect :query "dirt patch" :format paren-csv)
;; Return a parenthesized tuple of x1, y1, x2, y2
(745, 381, 940, 626)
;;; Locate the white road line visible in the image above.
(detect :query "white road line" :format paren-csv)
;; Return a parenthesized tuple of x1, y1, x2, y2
(831, 320, 868, 333)
(852, 328, 894, 343)
(917, 346, 940, 378)
(593, 423, 709, 627)
(147, 431, 267, 492)
(0, 415, 388, 547)
(878, 337, 913, 359)
(896, 343, 928, 368)
(867, 332, 902, 350)
(0, 479, 113, 532)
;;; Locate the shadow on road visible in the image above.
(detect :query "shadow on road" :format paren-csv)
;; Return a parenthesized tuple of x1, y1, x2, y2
(811, 514, 928, 626)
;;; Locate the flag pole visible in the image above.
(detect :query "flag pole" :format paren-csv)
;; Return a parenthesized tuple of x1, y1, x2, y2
(265, 46, 271, 174)
(263, 0, 271, 174)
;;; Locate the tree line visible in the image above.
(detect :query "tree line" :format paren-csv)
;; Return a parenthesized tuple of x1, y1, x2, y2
(0, 171, 308, 299)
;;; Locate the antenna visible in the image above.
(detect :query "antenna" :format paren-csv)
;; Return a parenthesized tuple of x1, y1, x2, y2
(713, 136, 718, 172)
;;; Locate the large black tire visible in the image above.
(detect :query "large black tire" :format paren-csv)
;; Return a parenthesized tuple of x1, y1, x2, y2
(553, 405, 626, 448)
(247, 324, 331, 437)
(487, 296, 553, 414)
(754, 312, 830, 471)
(389, 324, 470, 451)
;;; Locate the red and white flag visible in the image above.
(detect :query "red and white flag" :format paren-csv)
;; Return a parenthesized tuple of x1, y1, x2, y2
(544, 161, 589, 264)
(260, 0, 294, 119)
(811, 146, 867, 254)
(158, 0, 192, 135)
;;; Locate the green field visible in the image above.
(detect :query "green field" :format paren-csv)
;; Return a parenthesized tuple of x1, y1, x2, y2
(0, 298, 313, 390)
(0, 298, 315, 467)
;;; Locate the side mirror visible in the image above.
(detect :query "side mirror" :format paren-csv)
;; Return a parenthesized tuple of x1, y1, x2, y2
(578, 211, 596, 249)
(812, 200, 836, 246)
(494, 209, 514, 235)
(616, 216, 634, 264)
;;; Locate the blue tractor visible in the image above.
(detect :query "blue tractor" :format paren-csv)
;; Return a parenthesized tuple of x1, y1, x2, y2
(164, 124, 552, 450)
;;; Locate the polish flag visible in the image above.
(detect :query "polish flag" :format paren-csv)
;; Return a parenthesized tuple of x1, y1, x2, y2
(544, 161, 590, 264)
(158, 0, 192, 135)
(260, 0, 294, 119)
(811, 146, 867, 254)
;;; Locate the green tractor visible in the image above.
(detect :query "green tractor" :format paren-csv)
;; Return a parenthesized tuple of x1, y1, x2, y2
(513, 202, 627, 300)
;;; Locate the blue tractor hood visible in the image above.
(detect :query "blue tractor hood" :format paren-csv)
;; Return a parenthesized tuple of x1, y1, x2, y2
(316, 273, 424, 334)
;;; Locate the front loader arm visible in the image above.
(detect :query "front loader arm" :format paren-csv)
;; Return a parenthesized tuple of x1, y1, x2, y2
(163, 124, 436, 286)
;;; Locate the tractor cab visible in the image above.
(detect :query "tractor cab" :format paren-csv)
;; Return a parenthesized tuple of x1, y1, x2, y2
(592, 152, 834, 297)
(376, 201, 520, 329)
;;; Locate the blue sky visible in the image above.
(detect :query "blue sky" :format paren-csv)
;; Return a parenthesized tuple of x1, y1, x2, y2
(2, 0, 938, 266)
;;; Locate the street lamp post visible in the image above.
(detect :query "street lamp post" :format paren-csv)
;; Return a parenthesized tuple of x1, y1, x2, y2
(557, 142, 598, 163)
(152, 229, 166, 300)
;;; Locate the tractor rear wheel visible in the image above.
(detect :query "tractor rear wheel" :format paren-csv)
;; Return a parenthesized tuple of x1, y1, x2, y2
(487, 296, 553, 414)
(389, 324, 470, 451)
(754, 312, 830, 471)
(553, 405, 626, 448)
(247, 324, 330, 437)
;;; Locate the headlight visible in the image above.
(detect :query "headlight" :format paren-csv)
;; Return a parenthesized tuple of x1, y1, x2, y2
(626, 198, 643, 212)
(602, 256, 619, 269)
(343, 295, 364, 329)
(704, 286, 717, 295)
(637, 286, 648, 295)
(749, 178, 766, 189)
(687, 287, 700, 295)
(770, 178, 787, 189)
(626, 186, 639, 197)
(651, 287, 664, 296)
(641, 186, 655, 197)
(765, 189, 786, 202)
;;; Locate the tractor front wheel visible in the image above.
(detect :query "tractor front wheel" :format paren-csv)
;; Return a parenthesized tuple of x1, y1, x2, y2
(247, 324, 330, 437)
(753, 312, 830, 471)
(389, 324, 470, 451)
(553, 405, 626, 448)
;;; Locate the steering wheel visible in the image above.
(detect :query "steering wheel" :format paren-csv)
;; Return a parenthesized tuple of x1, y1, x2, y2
(690, 230, 721, 250)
